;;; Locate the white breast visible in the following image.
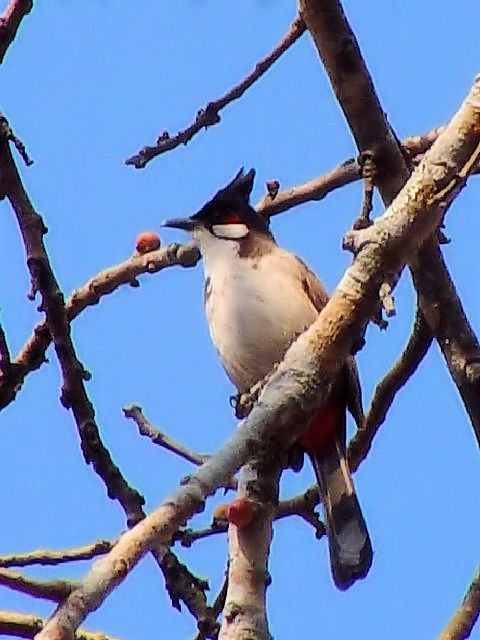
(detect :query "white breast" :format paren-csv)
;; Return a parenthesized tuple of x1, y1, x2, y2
(199, 231, 319, 392)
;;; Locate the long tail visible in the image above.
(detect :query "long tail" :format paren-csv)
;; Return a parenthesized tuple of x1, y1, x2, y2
(310, 436, 372, 590)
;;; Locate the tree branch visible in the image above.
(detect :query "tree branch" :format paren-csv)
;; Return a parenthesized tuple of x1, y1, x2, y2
(439, 566, 480, 640)
(0, 540, 115, 568)
(412, 241, 480, 448)
(0, 0, 33, 64)
(0, 122, 214, 633)
(348, 305, 433, 472)
(125, 16, 305, 168)
(0, 242, 200, 410)
(0, 569, 77, 603)
(32, 76, 480, 640)
(299, 0, 480, 452)
(123, 404, 209, 466)
(0, 611, 121, 640)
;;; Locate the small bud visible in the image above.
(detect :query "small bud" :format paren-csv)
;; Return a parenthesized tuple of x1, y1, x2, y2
(135, 231, 161, 254)
(226, 498, 257, 528)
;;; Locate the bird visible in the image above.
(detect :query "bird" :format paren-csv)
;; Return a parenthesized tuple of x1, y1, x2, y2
(163, 168, 372, 590)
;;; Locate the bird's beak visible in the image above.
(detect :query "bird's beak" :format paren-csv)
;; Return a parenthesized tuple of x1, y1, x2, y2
(161, 217, 195, 232)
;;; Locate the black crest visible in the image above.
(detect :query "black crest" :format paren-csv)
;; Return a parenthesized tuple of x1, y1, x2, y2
(192, 168, 270, 233)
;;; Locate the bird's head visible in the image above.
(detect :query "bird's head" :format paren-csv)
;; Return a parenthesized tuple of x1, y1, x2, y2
(162, 168, 271, 248)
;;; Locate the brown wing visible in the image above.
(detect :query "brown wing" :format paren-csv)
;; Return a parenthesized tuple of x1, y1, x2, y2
(294, 256, 364, 430)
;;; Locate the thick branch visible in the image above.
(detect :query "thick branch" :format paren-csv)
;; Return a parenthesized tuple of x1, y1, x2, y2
(0, 0, 32, 64)
(438, 566, 480, 640)
(299, 0, 480, 451)
(219, 451, 283, 640)
(125, 16, 305, 168)
(33, 77, 480, 640)
(412, 241, 480, 448)
(0, 540, 115, 568)
(299, 0, 409, 201)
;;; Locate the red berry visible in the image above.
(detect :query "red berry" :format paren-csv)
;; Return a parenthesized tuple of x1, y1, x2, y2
(226, 498, 256, 528)
(135, 231, 161, 254)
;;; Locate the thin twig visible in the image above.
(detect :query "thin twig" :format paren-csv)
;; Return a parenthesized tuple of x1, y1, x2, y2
(0, 113, 33, 166)
(0, 0, 33, 64)
(348, 305, 433, 472)
(123, 405, 237, 491)
(438, 566, 480, 640)
(0, 540, 115, 568)
(0, 569, 77, 603)
(125, 16, 305, 168)
(123, 404, 209, 466)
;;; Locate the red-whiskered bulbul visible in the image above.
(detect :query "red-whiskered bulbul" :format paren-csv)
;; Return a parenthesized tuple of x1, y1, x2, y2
(163, 169, 372, 590)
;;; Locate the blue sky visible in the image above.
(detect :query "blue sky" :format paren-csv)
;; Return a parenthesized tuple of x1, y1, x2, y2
(0, 2, 479, 639)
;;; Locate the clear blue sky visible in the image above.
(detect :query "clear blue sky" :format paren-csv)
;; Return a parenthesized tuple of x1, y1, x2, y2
(1, 2, 479, 639)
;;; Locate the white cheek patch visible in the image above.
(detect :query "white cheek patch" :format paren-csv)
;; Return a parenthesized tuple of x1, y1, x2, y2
(212, 223, 249, 240)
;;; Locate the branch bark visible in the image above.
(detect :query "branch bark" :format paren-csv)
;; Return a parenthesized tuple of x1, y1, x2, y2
(0, 611, 120, 640)
(33, 75, 480, 640)
(0, 540, 115, 568)
(0, 0, 32, 63)
(412, 241, 480, 448)
(439, 566, 480, 640)
(125, 16, 305, 168)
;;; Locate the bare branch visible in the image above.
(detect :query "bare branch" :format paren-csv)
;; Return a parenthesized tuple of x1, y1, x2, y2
(299, 0, 480, 449)
(299, 0, 408, 202)
(0, 242, 200, 410)
(439, 566, 480, 640)
(193, 574, 228, 640)
(348, 306, 433, 472)
(412, 241, 480, 448)
(0, 0, 33, 64)
(33, 77, 480, 640)
(123, 404, 209, 466)
(0, 569, 77, 603)
(125, 16, 305, 168)
(0, 540, 115, 568)
(219, 451, 283, 640)
(0, 611, 121, 640)
(0, 321, 12, 377)
(0, 119, 212, 630)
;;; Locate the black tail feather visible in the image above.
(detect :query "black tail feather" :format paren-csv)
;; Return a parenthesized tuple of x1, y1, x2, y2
(310, 438, 372, 590)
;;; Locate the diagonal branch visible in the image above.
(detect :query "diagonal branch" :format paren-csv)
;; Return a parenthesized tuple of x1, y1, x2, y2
(412, 241, 480, 448)
(348, 305, 433, 472)
(32, 76, 480, 640)
(299, 0, 480, 451)
(125, 16, 305, 168)
(0, 0, 33, 64)
(0, 121, 214, 633)
(0, 242, 200, 410)
(438, 565, 480, 640)
(438, 568, 480, 640)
